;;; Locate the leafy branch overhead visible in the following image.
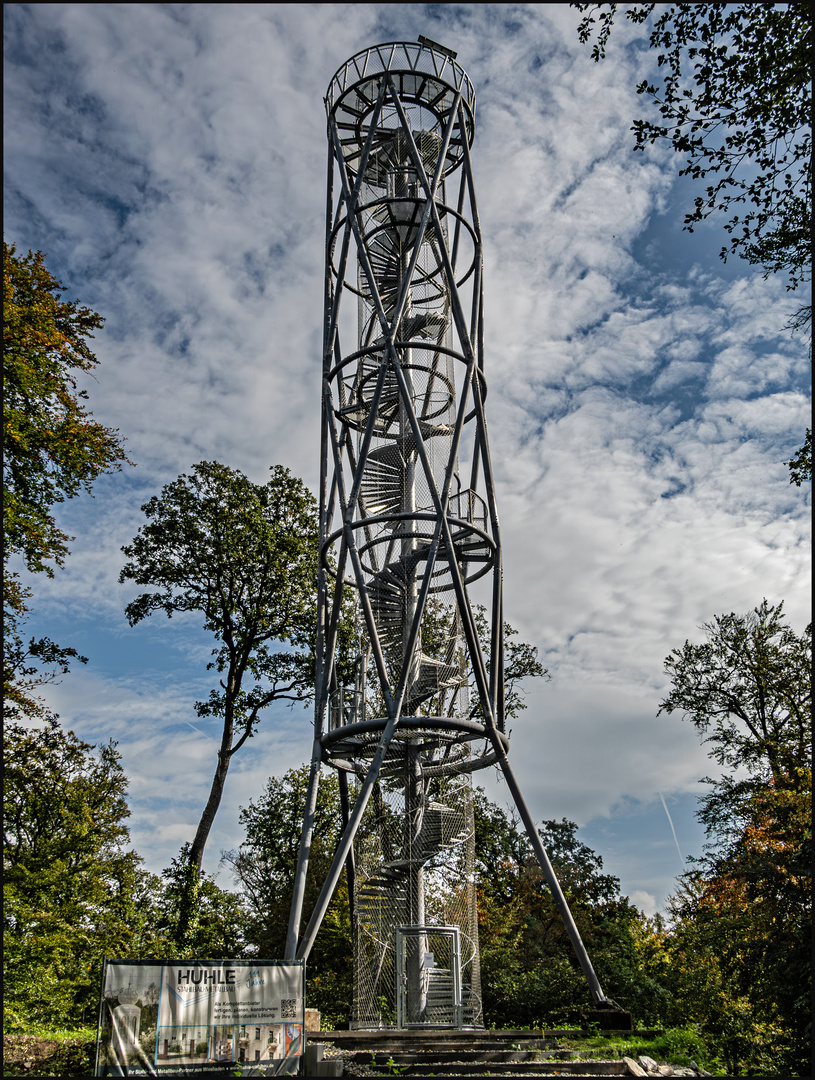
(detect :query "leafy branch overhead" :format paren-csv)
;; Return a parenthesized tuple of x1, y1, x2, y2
(3, 242, 131, 575)
(3, 240, 130, 719)
(575, 4, 811, 296)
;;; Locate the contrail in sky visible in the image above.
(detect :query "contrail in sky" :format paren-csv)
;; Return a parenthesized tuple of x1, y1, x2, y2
(659, 791, 685, 870)
(185, 720, 215, 742)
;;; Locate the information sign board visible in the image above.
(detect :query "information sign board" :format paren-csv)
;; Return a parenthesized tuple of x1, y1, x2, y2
(95, 959, 305, 1076)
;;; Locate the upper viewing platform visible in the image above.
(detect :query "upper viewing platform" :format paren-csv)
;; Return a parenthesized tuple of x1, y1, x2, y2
(325, 39, 476, 182)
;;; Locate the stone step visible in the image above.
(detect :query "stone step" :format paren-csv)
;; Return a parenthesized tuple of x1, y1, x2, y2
(309, 1029, 662, 1043)
(352, 1050, 556, 1064)
(310, 1034, 552, 1050)
(325, 1040, 555, 1053)
(356, 1063, 628, 1077)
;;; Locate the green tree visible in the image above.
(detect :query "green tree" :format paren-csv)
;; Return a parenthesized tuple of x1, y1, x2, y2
(785, 427, 812, 488)
(480, 606, 549, 722)
(2, 719, 164, 1029)
(658, 601, 812, 1074)
(574, 4, 812, 483)
(659, 598, 811, 833)
(668, 765, 811, 1075)
(650, 768, 810, 1075)
(223, 767, 353, 1025)
(159, 844, 249, 960)
(119, 461, 320, 947)
(3, 241, 131, 717)
(473, 791, 644, 1027)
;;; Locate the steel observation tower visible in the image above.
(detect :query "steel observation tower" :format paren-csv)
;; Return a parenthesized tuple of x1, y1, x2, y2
(285, 37, 617, 1030)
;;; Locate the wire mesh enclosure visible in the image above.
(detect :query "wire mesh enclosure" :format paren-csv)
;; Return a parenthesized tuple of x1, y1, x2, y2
(285, 38, 614, 1030)
(337, 735, 482, 1027)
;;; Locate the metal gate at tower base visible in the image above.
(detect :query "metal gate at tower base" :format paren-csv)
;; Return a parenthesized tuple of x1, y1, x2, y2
(396, 925, 463, 1029)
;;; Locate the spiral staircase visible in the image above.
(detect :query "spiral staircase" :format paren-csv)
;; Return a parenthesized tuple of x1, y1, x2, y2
(356, 788, 477, 1027)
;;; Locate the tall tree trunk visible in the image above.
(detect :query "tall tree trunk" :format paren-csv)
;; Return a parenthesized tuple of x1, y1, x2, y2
(189, 742, 233, 872)
(175, 703, 235, 950)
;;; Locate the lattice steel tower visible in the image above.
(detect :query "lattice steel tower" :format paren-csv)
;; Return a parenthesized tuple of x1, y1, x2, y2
(286, 38, 614, 1029)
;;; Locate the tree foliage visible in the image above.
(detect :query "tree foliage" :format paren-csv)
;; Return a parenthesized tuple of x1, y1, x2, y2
(481, 607, 549, 722)
(575, 4, 811, 292)
(223, 767, 353, 1025)
(472, 790, 645, 1027)
(2, 720, 163, 1028)
(646, 762, 812, 1076)
(785, 427, 812, 487)
(3, 242, 130, 573)
(679, 766, 811, 1075)
(656, 601, 812, 1075)
(3, 241, 131, 718)
(2, 717, 252, 1029)
(659, 598, 811, 837)
(3, 629, 87, 726)
(119, 461, 320, 942)
(159, 844, 249, 960)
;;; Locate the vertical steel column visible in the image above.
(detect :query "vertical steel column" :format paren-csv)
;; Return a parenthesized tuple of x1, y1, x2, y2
(284, 137, 338, 962)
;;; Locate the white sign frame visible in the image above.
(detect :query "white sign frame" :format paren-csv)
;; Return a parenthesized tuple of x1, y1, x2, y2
(95, 958, 305, 1076)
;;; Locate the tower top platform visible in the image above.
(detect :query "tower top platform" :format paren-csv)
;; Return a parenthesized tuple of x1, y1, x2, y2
(325, 41, 476, 182)
(326, 40, 475, 115)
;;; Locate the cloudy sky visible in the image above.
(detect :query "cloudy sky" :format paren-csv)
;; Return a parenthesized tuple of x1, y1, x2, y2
(4, 4, 810, 919)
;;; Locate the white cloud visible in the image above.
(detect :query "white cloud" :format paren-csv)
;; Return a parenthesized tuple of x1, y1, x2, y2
(630, 890, 658, 918)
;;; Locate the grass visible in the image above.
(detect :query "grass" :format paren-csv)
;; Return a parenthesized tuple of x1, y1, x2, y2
(5, 1024, 97, 1041)
(556, 1025, 726, 1074)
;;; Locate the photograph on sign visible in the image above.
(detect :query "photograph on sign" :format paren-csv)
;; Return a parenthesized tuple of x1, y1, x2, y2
(95, 959, 304, 1076)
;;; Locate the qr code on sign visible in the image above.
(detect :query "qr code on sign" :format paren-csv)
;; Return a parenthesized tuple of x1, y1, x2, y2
(281, 999, 297, 1019)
